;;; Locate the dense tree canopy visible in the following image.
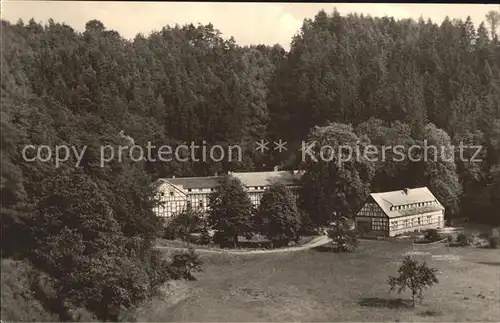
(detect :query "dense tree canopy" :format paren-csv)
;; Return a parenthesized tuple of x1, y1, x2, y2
(298, 123, 375, 226)
(256, 183, 301, 246)
(207, 175, 254, 247)
(1, 7, 500, 320)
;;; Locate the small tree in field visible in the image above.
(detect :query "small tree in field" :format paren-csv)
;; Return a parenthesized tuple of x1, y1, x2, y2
(256, 184, 301, 247)
(207, 175, 253, 248)
(326, 213, 358, 252)
(388, 256, 439, 307)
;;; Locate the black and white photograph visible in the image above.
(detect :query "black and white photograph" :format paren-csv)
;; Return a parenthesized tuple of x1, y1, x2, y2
(1, 1, 499, 322)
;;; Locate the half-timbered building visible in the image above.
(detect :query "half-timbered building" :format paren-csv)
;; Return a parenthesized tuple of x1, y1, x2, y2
(152, 170, 303, 218)
(354, 187, 445, 237)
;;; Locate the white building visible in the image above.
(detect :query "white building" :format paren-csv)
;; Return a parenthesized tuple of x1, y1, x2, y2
(354, 187, 445, 237)
(152, 170, 303, 218)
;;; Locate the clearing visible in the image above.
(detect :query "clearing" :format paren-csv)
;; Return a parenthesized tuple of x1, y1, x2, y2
(141, 239, 500, 322)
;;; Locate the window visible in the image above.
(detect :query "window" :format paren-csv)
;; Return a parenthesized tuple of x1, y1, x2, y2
(372, 218, 386, 231)
(418, 217, 421, 225)
(188, 189, 192, 192)
(390, 220, 398, 230)
(160, 192, 164, 196)
(199, 201, 203, 208)
(170, 191, 174, 196)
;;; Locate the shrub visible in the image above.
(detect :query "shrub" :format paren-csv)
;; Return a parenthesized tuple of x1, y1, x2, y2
(212, 231, 231, 248)
(169, 248, 203, 281)
(456, 232, 473, 246)
(327, 214, 358, 252)
(163, 210, 205, 241)
(298, 210, 317, 236)
(489, 236, 499, 249)
(198, 229, 212, 245)
(478, 232, 490, 239)
(424, 229, 442, 242)
(446, 235, 453, 243)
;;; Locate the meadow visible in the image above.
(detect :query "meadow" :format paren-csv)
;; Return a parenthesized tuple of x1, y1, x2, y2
(139, 239, 500, 322)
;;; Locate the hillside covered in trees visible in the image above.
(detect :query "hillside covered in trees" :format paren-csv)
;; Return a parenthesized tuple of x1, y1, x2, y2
(1, 8, 500, 321)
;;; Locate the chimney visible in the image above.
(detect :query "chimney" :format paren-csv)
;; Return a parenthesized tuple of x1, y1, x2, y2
(403, 188, 409, 195)
(273, 165, 279, 172)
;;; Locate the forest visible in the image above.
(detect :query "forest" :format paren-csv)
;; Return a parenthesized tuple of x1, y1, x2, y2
(1, 8, 499, 321)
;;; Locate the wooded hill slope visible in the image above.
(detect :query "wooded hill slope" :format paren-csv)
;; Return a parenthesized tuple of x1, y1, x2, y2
(1, 8, 500, 321)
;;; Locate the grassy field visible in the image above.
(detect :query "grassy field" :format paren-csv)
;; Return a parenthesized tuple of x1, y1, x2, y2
(142, 239, 500, 322)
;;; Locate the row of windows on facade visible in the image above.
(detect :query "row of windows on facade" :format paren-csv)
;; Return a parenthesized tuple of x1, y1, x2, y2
(154, 200, 205, 211)
(160, 195, 292, 208)
(160, 188, 214, 196)
(371, 215, 435, 230)
(157, 193, 296, 209)
(390, 215, 434, 228)
(390, 201, 437, 211)
(158, 185, 274, 196)
(371, 218, 387, 230)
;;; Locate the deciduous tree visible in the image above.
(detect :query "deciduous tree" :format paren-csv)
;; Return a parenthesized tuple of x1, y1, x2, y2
(388, 256, 439, 307)
(207, 175, 254, 247)
(256, 183, 301, 247)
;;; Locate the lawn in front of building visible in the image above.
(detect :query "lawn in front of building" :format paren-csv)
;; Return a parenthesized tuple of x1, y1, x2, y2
(142, 239, 500, 322)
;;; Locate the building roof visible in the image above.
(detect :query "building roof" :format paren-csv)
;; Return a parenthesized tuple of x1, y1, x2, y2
(154, 170, 303, 190)
(368, 187, 444, 218)
(168, 176, 221, 190)
(232, 170, 303, 188)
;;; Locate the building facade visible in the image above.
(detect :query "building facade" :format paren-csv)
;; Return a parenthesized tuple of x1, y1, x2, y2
(354, 187, 445, 237)
(152, 170, 303, 218)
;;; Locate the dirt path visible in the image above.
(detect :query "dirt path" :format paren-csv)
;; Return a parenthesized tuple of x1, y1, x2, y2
(154, 235, 332, 255)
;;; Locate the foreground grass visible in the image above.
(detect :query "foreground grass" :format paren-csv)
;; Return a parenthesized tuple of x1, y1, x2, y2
(141, 240, 500, 322)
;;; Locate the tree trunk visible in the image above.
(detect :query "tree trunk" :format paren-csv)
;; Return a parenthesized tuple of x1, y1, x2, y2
(233, 234, 238, 248)
(412, 293, 416, 307)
